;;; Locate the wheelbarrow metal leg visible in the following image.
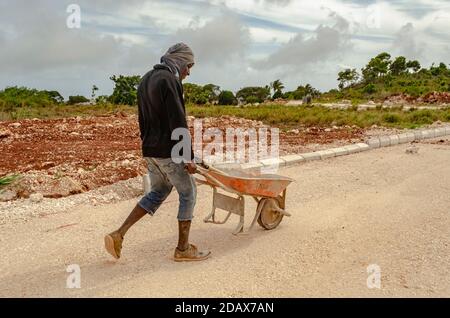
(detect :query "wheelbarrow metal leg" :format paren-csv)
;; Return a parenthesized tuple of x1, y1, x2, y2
(231, 195, 245, 235)
(277, 189, 290, 216)
(206, 211, 233, 225)
(203, 187, 218, 223)
(232, 214, 244, 235)
(203, 187, 233, 224)
(204, 187, 246, 233)
(249, 197, 264, 230)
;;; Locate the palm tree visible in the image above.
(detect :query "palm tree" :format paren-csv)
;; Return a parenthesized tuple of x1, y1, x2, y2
(270, 79, 285, 99)
(270, 80, 284, 93)
(304, 84, 312, 92)
(91, 85, 99, 101)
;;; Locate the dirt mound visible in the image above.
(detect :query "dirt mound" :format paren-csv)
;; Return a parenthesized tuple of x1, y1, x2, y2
(418, 92, 450, 104)
(384, 92, 450, 105)
(384, 93, 416, 104)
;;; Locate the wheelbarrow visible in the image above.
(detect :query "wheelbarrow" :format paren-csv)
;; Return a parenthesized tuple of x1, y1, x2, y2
(194, 163, 294, 235)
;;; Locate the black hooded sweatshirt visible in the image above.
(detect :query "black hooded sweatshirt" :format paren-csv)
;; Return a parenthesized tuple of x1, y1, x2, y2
(137, 64, 193, 160)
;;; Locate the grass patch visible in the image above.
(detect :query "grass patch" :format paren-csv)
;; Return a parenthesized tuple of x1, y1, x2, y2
(1, 102, 448, 130)
(0, 174, 20, 192)
(0, 104, 137, 121)
(187, 104, 450, 129)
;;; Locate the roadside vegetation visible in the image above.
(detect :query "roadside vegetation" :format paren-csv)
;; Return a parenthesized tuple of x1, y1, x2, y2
(2, 100, 448, 129)
(187, 104, 450, 129)
(320, 53, 450, 104)
(1, 52, 448, 128)
(0, 174, 20, 193)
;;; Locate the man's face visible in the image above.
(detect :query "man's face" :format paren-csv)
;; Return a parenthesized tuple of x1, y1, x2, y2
(180, 63, 194, 81)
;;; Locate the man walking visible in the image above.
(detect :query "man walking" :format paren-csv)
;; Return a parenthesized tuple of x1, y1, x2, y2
(104, 43, 211, 262)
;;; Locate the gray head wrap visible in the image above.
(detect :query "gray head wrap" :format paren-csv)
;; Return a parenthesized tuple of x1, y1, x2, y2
(160, 43, 195, 79)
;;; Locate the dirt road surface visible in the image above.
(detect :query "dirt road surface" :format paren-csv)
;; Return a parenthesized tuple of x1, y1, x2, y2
(1, 140, 449, 297)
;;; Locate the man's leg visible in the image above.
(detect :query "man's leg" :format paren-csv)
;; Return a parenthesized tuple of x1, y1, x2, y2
(155, 159, 210, 261)
(177, 220, 191, 251)
(117, 204, 148, 238)
(104, 158, 173, 259)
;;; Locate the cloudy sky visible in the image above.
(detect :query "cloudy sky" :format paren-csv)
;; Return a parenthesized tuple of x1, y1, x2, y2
(0, 0, 449, 98)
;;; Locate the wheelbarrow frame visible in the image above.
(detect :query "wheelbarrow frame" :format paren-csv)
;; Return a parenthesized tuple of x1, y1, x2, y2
(195, 165, 292, 235)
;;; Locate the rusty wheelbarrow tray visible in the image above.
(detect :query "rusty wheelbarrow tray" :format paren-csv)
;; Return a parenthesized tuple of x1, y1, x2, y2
(194, 164, 294, 235)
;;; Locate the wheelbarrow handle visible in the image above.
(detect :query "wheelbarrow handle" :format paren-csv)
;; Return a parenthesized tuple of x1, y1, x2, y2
(193, 159, 223, 174)
(183, 158, 209, 173)
(194, 165, 242, 195)
(198, 161, 209, 169)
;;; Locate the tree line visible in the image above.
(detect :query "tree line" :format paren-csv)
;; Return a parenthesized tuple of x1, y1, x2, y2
(1, 52, 448, 110)
(0, 77, 321, 108)
(335, 52, 449, 97)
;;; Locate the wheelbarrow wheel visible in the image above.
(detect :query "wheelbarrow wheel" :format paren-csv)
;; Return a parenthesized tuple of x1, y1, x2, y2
(257, 198, 284, 230)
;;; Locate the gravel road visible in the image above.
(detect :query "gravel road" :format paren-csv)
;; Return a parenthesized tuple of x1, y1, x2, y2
(1, 139, 449, 297)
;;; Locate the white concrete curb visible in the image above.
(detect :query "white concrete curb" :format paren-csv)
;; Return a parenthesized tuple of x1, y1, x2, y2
(365, 125, 450, 150)
(241, 124, 450, 172)
(300, 152, 321, 161)
(260, 157, 286, 167)
(281, 154, 305, 165)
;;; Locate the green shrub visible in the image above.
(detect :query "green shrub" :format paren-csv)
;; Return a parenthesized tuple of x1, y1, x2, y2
(383, 113, 400, 123)
(408, 110, 435, 125)
(0, 174, 20, 192)
(363, 84, 376, 94)
(0, 86, 58, 111)
(218, 90, 237, 105)
(245, 96, 260, 104)
(183, 83, 210, 105)
(236, 86, 270, 103)
(404, 86, 421, 97)
(109, 75, 141, 105)
(272, 90, 283, 99)
(67, 95, 90, 105)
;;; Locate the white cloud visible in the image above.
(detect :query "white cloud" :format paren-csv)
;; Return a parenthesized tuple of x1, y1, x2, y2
(253, 12, 352, 72)
(0, 0, 449, 97)
(391, 23, 424, 60)
(248, 27, 295, 44)
(172, 12, 251, 65)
